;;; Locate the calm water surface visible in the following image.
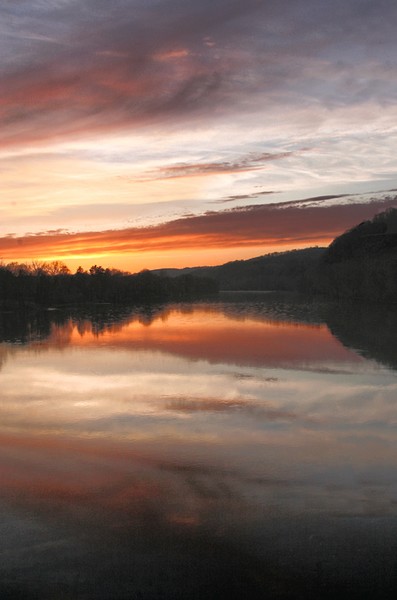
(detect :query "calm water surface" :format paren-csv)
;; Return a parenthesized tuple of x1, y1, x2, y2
(0, 293, 397, 599)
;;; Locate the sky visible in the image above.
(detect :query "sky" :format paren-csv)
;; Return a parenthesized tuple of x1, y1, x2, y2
(1, 0, 397, 272)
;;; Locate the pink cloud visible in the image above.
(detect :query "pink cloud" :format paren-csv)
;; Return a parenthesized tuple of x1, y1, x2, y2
(0, 194, 396, 262)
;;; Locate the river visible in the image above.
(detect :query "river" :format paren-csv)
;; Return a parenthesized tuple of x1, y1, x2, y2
(0, 293, 396, 599)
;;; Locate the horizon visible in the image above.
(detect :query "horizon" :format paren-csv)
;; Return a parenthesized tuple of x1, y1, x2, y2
(1, 1, 397, 271)
(1, 241, 328, 275)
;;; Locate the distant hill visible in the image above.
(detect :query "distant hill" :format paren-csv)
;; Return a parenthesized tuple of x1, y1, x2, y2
(152, 247, 326, 291)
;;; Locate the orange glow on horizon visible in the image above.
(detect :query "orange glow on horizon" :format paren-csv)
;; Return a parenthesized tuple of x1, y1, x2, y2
(0, 237, 333, 273)
(2, 193, 395, 272)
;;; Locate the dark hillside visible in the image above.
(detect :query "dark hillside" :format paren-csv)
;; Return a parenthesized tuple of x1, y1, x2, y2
(152, 247, 325, 291)
(325, 302, 397, 370)
(154, 207, 397, 301)
(324, 207, 397, 263)
(317, 208, 397, 302)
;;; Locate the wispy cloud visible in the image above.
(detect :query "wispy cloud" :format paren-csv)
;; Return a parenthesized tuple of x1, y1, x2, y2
(1, 0, 396, 148)
(0, 0, 264, 147)
(135, 151, 294, 181)
(218, 191, 279, 204)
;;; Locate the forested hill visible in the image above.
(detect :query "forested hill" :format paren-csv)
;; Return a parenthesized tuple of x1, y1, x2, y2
(152, 247, 326, 292)
(152, 207, 397, 302)
(316, 207, 397, 302)
(324, 207, 397, 263)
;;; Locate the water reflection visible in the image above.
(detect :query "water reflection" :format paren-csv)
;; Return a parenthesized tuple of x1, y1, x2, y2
(326, 302, 397, 371)
(0, 299, 365, 370)
(0, 295, 397, 599)
(2, 293, 396, 370)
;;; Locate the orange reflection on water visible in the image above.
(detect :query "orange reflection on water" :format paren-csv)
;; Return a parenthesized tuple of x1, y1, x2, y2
(38, 306, 362, 368)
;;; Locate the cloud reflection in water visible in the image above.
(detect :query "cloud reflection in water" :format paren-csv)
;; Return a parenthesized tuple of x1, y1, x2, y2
(0, 299, 396, 598)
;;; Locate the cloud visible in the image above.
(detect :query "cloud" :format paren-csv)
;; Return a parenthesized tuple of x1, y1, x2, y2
(0, 0, 264, 147)
(135, 151, 294, 181)
(147, 153, 294, 180)
(0, 192, 396, 261)
(217, 191, 278, 204)
(1, 0, 396, 148)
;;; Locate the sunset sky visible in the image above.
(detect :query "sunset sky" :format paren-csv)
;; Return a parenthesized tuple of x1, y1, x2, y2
(1, 0, 397, 272)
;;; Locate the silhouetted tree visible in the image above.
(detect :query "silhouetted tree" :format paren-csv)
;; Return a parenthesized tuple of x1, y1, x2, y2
(0, 260, 218, 308)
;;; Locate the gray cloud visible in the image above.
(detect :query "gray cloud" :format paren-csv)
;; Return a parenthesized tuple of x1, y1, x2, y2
(135, 151, 294, 181)
(218, 192, 278, 204)
(1, 0, 396, 147)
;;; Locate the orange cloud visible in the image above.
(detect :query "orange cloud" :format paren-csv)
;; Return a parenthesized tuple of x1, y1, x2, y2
(154, 49, 190, 61)
(0, 195, 396, 266)
(0, 4, 236, 150)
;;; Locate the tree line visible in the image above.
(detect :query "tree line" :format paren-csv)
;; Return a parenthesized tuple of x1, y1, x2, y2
(0, 261, 219, 308)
